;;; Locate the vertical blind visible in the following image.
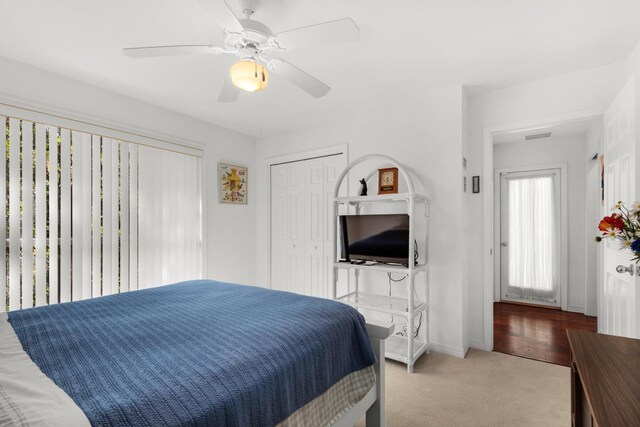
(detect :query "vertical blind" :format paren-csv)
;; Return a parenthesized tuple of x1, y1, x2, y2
(2, 116, 202, 312)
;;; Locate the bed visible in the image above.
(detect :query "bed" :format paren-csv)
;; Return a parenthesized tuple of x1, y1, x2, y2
(0, 280, 390, 427)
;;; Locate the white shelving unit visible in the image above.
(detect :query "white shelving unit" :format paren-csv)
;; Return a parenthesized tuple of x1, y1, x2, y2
(330, 154, 430, 373)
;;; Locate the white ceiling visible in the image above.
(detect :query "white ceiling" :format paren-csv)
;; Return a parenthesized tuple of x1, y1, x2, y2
(493, 118, 599, 144)
(0, 0, 639, 137)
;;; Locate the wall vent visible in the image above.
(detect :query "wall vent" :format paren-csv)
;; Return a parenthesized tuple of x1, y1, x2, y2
(525, 132, 552, 141)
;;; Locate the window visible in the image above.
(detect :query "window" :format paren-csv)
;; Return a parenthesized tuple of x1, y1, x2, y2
(500, 169, 561, 305)
(1, 115, 202, 311)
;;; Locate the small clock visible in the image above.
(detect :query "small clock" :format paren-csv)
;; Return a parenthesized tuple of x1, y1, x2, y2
(378, 167, 399, 194)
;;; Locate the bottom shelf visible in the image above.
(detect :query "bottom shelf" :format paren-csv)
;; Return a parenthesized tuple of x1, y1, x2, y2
(385, 335, 429, 364)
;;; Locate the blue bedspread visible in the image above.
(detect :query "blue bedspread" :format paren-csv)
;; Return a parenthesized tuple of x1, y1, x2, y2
(8, 280, 375, 426)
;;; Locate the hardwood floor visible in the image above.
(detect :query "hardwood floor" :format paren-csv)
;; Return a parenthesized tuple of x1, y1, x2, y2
(493, 302, 597, 366)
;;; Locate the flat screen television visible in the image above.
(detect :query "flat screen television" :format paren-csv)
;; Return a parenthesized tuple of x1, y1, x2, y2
(339, 214, 410, 265)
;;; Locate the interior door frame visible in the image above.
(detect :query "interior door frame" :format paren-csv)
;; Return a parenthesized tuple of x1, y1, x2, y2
(481, 108, 604, 351)
(265, 144, 348, 290)
(493, 163, 568, 309)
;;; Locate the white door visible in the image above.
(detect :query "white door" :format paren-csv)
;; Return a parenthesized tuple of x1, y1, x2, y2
(288, 161, 306, 293)
(500, 168, 562, 307)
(601, 76, 639, 338)
(305, 157, 325, 297)
(270, 163, 289, 292)
(270, 153, 346, 297)
(270, 161, 306, 293)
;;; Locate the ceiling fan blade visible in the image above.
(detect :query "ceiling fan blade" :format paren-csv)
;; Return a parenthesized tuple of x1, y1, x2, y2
(270, 59, 330, 98)
(218, 74, 240, 103)
(123, 45, 224, 58)
(196, 0, 244, 34)
(271, 18, 359, 51)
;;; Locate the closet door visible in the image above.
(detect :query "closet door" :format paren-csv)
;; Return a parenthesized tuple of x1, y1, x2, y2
(270, 163, 289, 291)
(305, 158, 325, 297)
(288, 161, 306, 293)
(270, 153, 346, 297)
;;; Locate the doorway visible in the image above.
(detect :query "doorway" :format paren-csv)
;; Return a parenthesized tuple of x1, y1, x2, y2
(489, 118, 601, 364)
(498, 167, 563, 307)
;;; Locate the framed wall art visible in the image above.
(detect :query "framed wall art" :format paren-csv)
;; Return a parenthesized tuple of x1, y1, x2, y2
(219, 163, 247, 204)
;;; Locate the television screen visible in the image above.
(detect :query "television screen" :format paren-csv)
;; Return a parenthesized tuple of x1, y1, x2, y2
(340, 214, 410, 265)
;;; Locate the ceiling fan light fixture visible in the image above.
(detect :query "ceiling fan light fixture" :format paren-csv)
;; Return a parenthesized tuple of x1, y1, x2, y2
(230, 60, 269, 92)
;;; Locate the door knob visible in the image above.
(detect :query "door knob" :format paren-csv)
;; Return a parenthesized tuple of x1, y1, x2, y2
(501, 242, 508, 247)
(616, 264, 634, 275)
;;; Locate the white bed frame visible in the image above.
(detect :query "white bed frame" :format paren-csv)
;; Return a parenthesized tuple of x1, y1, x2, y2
(333, 321, 392, 427)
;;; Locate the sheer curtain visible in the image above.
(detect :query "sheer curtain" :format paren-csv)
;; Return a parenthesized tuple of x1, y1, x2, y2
(507, 174, 557, 301)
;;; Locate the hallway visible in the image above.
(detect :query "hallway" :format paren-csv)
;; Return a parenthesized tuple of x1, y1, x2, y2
(493, 302, 597, 366)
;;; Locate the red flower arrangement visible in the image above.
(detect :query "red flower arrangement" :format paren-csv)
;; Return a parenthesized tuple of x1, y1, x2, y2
(598, 214, 624, 234)
(596, 201, 640, 263)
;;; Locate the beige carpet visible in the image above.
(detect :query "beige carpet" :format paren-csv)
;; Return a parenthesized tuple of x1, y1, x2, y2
(357, 349, 570, 426)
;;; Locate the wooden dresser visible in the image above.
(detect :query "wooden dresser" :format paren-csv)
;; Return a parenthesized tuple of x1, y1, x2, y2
(567, 330, 640, 427)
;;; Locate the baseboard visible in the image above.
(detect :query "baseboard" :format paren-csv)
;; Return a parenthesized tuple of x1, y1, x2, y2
(469, 339, 486, 351)
(566, 305, 585, 314)
(429, 342, 467, 359)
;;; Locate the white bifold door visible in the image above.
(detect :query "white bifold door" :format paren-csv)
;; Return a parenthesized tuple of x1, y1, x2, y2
(270, 154, 346, 297)
(500, 168, 562, 307)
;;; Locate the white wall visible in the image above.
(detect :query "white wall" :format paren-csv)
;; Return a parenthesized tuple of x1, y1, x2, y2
(204, 141, 257, 286)
(0, 55, 258, 286)
(629, 40, 640, 78)
(461, 88, 471, 351)
(466, 61, 628, 349)
(493, 134, 588, 312)
(256, 86, 470, 357)
(585, 121, 603, 316)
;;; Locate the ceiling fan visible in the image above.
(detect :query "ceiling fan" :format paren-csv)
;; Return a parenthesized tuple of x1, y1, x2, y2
(123, 0, 359, 102)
